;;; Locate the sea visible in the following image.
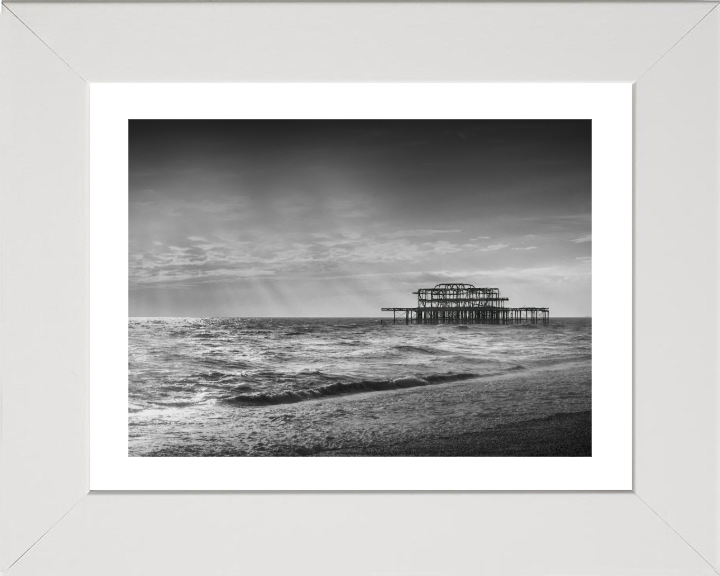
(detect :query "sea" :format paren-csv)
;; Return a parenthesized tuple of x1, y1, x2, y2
(128, 317, 591, 456)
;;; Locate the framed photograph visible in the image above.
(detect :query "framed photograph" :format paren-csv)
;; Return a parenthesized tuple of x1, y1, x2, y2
(89, 83, 630, 491)
(1, 2, 718, 575)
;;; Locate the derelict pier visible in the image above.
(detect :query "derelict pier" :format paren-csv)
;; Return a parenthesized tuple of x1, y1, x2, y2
(382, 283, 549, 325)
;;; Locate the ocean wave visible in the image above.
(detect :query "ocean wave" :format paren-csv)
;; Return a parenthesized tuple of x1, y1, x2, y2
(392, 345, 442, 355)
(152, 400, 201, 408)
(158, 384, 191, 392)
(224, 372, 480, 407)
(196, 371, 239, 381)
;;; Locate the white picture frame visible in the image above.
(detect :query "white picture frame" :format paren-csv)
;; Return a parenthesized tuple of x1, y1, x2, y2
(1, 2, 718, 574)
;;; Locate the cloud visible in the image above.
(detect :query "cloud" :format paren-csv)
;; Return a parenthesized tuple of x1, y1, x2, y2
(382, 229, 461, 239)
(576, 256, 592, 261)
(519, 213, 591, 223)
(571, 234, 592, 244)
(478, 243, 509, 252)
(428, 263, 591, 282)
(131, 265, 276, 289)
(511, 246, 538, 251)
(469, 236, 491, 241)
(131, 231, 468, 289)
(422, 240, 463, 255)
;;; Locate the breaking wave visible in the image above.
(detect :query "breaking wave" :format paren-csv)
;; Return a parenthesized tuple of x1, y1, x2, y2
(224, 372, 480, 406)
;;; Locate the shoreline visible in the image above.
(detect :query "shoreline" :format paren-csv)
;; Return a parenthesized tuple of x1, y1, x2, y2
(133, 361, 591, 457)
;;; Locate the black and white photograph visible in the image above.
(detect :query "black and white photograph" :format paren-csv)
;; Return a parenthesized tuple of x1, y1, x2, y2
(128, 119, 591, 457)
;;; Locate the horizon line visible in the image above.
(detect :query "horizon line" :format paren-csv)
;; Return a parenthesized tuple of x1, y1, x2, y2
(128, 315, 591, 319)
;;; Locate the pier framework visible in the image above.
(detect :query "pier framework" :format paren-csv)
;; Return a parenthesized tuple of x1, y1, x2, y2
(382, 283, 549, 325)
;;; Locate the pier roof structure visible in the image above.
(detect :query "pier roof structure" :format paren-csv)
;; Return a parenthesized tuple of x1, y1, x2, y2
(382, 283, 548, 324)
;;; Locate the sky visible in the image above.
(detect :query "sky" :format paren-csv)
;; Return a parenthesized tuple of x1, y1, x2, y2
(129, 120, 591, 317)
